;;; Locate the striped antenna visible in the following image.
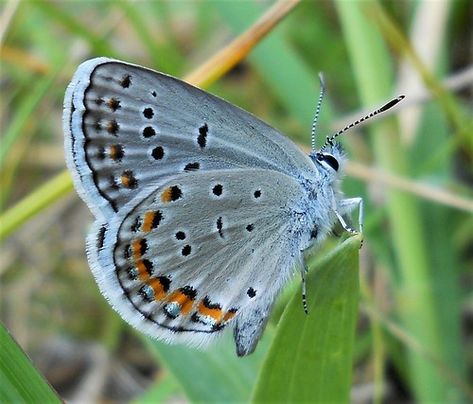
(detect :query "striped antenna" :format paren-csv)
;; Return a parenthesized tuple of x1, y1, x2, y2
(311, 73, 326, 151)
(322, 95, 405, 149)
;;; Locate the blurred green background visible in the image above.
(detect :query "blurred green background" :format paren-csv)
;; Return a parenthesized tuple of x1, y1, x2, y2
(1, 1, 472, 402)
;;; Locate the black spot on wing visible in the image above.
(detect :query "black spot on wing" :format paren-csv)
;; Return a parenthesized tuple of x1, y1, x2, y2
(197, 123, 208, 148)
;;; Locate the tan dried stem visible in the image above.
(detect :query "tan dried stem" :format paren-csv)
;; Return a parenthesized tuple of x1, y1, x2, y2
(185, 0, 300, 87)
(346, 161, 473, 214)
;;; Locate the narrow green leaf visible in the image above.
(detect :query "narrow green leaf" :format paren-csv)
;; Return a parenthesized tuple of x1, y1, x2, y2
(135, 371, 183, 403)
(144, 329, 272, 402)
(0, 170, 73, 241)
(115, 1, 162, 68)
(334, 2, 458, 401)
(0, 324, 60, 403)
(252, 236, 361, 403)
(32, 1, 116, 57)
(0, 63, 63, 169)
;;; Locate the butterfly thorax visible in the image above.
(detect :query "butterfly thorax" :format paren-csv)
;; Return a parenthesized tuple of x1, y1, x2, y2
(292, 144, 346, 252)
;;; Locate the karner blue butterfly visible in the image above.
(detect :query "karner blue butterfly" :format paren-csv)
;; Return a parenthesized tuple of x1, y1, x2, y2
(63, 58, 403, 356)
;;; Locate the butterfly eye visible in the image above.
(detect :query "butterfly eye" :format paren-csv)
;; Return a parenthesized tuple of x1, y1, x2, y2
(320, 154, 339, 172)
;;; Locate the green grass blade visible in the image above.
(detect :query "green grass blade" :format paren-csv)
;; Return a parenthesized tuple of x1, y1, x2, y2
(0, 324, 60, 403)
(32, 1, 116, 57)
(252, 236, 361, 403)
(114, 1, 162, 68)
(334, 1, 461, 401)
(144, 331, 271, 402)
(135, 371, 183, 403)
(0, 170, 73, 241)
(0, 63, 63, 169)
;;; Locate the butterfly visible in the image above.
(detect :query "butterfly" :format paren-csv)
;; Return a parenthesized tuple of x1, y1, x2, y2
(63, 58, 403, 356)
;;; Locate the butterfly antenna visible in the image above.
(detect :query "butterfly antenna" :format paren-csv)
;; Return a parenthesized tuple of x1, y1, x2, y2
(311, 73, 326, 151)
(322, 95, 405, 149)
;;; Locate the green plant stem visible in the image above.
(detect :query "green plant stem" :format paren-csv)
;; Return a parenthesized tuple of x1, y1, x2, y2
(0, 170, 73, 241)
(0, 64, 62, 169)
(335, 1, 449, 401)
(369, 3, 471, 150)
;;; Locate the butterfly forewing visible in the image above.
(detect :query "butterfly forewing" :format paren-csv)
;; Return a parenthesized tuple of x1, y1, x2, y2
(64, 58, 316, 219)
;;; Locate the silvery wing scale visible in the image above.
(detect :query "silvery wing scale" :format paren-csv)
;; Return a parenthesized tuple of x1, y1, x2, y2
(63, 58, 403, 356)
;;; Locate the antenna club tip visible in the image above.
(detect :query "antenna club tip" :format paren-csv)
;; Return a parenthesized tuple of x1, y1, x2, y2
(380, 95, 406, 112)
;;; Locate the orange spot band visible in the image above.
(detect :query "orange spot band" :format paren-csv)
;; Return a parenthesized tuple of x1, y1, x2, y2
(161, 187, 173, 203)
(198, 301, 223, 322)
(109, 145, 123, 161)
(160, 185, 182, 203)
(149, 278, 167, 300)
(136, 260, 150, 281)
(142, 211, 157, 232)
(132, 239, 145, 259)
(121, 175, 130, 187)
(223, 309, 237, 322)
(167, 291, 193, 315)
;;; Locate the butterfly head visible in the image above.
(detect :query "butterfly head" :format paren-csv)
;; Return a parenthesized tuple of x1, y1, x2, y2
(310, 141, 345, 177)
(309, 73, 404, 178)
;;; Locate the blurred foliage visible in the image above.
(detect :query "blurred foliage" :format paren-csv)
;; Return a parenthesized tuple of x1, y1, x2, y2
(0, 324, 59, 403)
(1, 0, 472, 402)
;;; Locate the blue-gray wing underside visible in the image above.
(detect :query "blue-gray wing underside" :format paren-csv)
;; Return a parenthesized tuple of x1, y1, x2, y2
(89, 169, 306, 353)
(63, 58, 316, 219)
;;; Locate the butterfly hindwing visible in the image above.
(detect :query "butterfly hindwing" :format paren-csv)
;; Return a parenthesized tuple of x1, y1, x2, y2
(64, 58, 316, 219)
(89, 168, 306, 349)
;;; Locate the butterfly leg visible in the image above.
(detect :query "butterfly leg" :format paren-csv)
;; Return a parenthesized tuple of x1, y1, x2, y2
(339, 197, 364, 234)
(333, 209, 357, 234)
(334, 197, 364, 247)
(300, 262, 309, 314)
